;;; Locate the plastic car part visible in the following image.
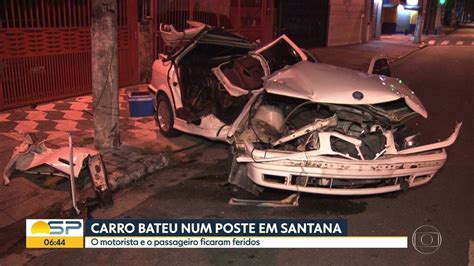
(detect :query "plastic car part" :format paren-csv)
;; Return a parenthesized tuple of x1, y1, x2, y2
(3, 133, 113, 208)
(88, 154, 113, 208)
(251, 105, 285, 142)
(68, 134, 80, 215)
(3, 134, 99, 185)
(228, 193, 300, 207)
(397, 122, 462, 154)
(159, 21, 206, 48)
(228, 154, 264, 197)
(272, 115, 337, 147)
(4, 134, 89, 185)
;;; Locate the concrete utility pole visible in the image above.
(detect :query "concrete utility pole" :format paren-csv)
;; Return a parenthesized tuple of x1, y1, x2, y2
(414, 0, 429, 44)
(374, 0, 383, 40)
(91, 0, 120, 149)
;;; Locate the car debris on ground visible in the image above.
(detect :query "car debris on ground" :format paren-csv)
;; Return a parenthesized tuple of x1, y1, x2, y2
(3, 133, 113, 209)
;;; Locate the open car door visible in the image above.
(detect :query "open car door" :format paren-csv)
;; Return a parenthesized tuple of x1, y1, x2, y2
(254, 34, 308, 75)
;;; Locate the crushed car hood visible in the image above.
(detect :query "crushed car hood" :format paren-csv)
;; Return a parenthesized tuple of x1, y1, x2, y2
(264, 61, 428, 118)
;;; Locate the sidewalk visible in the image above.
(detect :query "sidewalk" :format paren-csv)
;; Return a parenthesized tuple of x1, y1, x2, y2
(309, 35, 427, 72)
(0, 87, 202, 229)
(310, 28, 464, 72)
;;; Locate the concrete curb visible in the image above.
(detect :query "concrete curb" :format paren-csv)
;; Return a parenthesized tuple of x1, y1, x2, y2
(393, 43, 428, 62)
(101, 146, 169, 191)
(395, 26, 461, 62)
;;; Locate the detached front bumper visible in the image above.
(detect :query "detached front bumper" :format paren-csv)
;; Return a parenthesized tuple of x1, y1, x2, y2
(235, 123, 461, 196)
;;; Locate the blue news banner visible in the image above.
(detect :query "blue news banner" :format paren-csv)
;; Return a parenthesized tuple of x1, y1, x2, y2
(84, 219, 348, 248)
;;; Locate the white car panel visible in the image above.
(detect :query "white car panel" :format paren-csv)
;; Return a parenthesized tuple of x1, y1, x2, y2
(264, 61, 427, 117)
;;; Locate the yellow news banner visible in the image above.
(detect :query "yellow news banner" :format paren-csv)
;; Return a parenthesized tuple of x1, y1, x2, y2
(26, 236, 83, 248)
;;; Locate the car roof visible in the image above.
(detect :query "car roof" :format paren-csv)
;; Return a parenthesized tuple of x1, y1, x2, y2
(170, 25, 257, 61)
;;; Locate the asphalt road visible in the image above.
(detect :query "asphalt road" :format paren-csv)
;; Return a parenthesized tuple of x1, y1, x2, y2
(24, 28, 474, 265)
(425, 26, 474, 46)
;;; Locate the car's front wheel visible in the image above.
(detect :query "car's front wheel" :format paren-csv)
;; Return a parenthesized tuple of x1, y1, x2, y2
(155, 94, 179, 137)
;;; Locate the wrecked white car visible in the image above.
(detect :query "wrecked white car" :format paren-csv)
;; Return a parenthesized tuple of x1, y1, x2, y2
(149, 21, 461, 197)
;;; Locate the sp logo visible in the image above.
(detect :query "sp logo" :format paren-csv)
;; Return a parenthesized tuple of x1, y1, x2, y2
(26, 219, 84, 248)
(48, 221, 82, 235)
(30, 220, 83, 235)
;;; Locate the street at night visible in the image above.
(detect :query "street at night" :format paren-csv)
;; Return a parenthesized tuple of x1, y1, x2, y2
(0, 1, 473, 265)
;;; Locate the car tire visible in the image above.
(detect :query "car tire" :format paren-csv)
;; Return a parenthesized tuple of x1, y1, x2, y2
(155, 94, 179, 137)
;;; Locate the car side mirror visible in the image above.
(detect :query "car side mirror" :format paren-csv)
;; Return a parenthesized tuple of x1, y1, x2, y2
(368, 57, 391, 77)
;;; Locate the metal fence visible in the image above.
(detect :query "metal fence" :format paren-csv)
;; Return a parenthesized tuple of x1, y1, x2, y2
(0, 0, 92, 110)
(117, 0, 138, 87)
(0, 0, 137, 111)
(0, 0, 271, 110)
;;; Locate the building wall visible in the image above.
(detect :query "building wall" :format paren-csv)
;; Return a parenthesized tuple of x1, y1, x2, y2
(327, 0, 367, 46)
(382, 7, 397, 23)
(381, 6, 397, 34)
(276, 0, 329, 47)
